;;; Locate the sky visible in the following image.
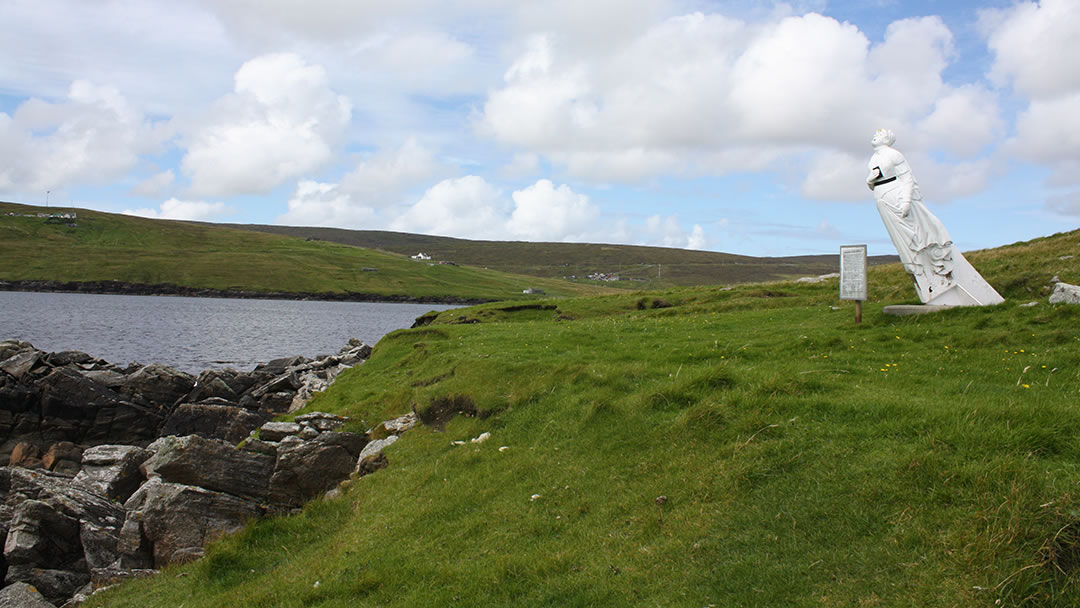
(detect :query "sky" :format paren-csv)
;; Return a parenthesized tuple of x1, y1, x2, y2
(1, 0, 1077, 258)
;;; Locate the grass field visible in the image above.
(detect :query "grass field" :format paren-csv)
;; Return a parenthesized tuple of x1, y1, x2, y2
(83, 229, 1080, 607)
(0, 202, 610, 301)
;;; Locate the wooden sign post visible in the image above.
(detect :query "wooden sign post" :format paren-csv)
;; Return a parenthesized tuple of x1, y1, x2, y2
(839, 245, 867, 323)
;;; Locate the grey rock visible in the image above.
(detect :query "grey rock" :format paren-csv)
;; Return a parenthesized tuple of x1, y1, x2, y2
(354, 435, 398, 477)
(3, 567, 86, 606)
(79, 520, 121, 571)
(298, 427, 320, 440)
(0, 581, 56, 608)
(380, 412, 418, 435)
(258, 422, 301, 442)
(1049, 282, 1080, 304)
(187, 369, 241, 403)
(239, 438, 278, 458)
(257, 392, 294, 418)
(0, 340, 35, 364)
(61, 583, 94, 608)
(160, 404, 265, 444)
(115, 515, 153, 570)
(42, 443, 83, 476)
(71, 445, 151, 504)
(269, 432, 367, 509)
(0, 351, 43, 380)
(140, 435, 274, 503)
(254, 355, 308, 377)
(294, 412, 349, 433)
(124, 478, 263, 568)
(44, 351, 98, 369)
(117, 364, 194, 406)
(3, 500, 89, 604)
(4, 500, 83, 568)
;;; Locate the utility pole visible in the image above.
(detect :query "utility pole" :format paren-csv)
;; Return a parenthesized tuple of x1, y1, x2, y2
(46, 190, 50, 209)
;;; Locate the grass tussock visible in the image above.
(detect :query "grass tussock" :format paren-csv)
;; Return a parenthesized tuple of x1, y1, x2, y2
(89, 229, 1080, 607)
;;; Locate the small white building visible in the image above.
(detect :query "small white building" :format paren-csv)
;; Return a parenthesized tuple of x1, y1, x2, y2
(411, 252, 432, 261)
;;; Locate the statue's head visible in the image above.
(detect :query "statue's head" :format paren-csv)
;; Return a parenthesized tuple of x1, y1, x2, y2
(871, 128, 895, 147)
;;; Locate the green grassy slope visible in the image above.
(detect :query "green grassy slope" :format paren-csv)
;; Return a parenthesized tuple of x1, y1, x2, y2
(220, 223, 899, 288)
(0, 202, 609, 301)
(94, 230, 1080, 607)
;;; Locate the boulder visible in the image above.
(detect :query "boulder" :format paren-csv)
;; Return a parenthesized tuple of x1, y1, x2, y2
(1049, 282, 1080, 304)
(259, 422, 300, 442)
(254, 355, 309, 376)
(71, 445, 152, 503)
(45, 350, 99, 369)
(3, 499, 89, 604)
(123, 478, 263, 568)
(187, 369, 241, 403)
(295, 412, 349, 433)
(32, 368, 166, 446)
(0, 582, 56, 608)
(160, 404, 265, 444)
(42, 443, 83, 476)
(117, 364, 194, 406)
(80, 400, 167, 446)
(380, 412, 419, 435)
(140, 435, 274, 503)
(3, 467, 127, 536)
(8, 443, 43, 470)
(269, 432, 367, 509)
(114, 515, 153, 570)
(250, 371, 301, 399)
(36, 368, 118, 432)
(257, 392, 294, 418)
(81, 369, 128, 389)
(339, 339, 373, 361)
(0, 340, 35, 363)
(0, 351, 43, 380)
(354, 436, 398, 477)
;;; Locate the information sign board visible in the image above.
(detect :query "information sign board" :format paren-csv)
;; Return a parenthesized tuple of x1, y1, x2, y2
(839, 245, 867, 301)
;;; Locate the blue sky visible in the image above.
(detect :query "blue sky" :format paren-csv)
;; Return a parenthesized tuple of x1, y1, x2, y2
(1, 0, 1077, 258)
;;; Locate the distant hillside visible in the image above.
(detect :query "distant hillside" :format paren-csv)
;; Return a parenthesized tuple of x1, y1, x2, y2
(0, 202, 610, 302)
(221, 223, 898, 287)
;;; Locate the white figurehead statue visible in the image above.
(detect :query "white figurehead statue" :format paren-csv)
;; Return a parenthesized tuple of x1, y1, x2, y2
(867, 129, 1003, 306)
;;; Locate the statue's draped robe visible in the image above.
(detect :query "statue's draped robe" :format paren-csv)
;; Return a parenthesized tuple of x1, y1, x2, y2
(868, 145, 955, 301)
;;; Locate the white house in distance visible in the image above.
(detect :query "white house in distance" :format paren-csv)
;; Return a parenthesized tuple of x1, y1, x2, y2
(410, 252, 431, 261)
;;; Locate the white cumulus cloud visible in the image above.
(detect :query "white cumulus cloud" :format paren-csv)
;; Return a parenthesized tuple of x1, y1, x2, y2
(340, 138, 444, 206)
(180, 53, 352, 197)
(981, 0, 1080, 99)
(123, 197, 230, 221)
(391, 175, 507, 239)
(0, 80, 166, 195)
(477, 11, 996, 201)
(277, 180, 375, 228)
(642, 215, 707, 250)
(131, 170, 176, 198)
(980, 0, 1080, 203)
(507, 179, 600, 241)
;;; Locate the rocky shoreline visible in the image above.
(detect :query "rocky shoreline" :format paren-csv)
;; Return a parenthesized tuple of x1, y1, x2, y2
(0, 279, 490, 306)
(0, 338, 419, 607)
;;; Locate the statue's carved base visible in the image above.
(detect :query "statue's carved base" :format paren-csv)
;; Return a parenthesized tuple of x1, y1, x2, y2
(913, 250, 1003, 306)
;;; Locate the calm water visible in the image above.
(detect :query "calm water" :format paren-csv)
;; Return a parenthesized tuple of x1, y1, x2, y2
(0, 291, 458, 373)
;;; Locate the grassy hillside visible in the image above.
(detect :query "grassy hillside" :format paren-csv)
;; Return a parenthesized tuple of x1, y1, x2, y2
(0, 202, 609, 301)
(220, 223, 899, 288)
(89, 229, 1080, 607)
